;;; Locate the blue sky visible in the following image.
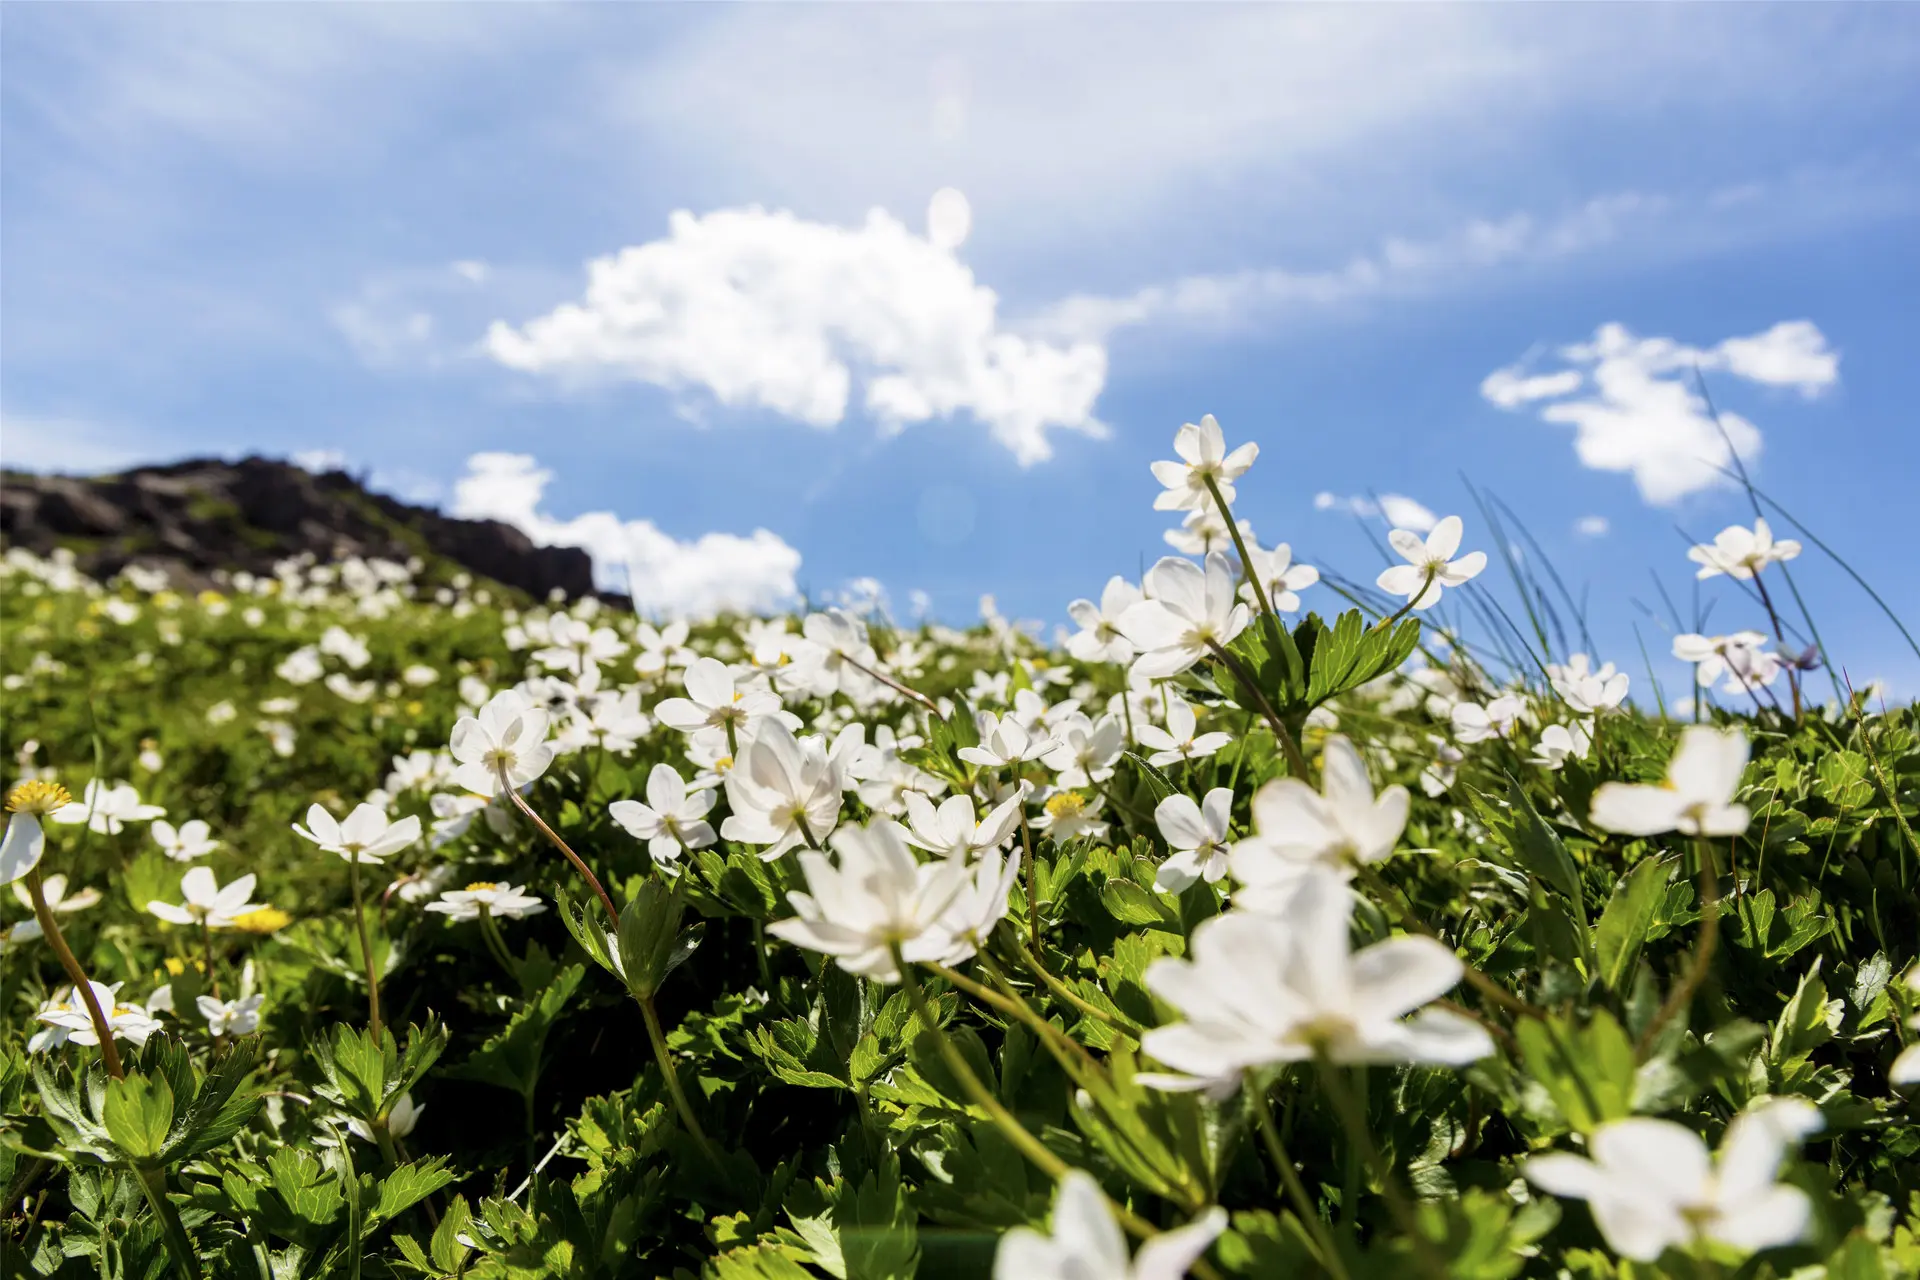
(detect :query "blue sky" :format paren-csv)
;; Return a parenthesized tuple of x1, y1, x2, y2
(4, 5, 1917, 699)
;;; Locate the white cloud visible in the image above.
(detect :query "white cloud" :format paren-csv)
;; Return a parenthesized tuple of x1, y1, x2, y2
(1574, 515, 1610, 538)
(1312, 491, 1438, 532)
(1481, 320, 1839, 505)
(0, 411, 168, 475)
(291, 449, 348, 473)
(450, 452, 801, 617)
(484, 195, 1107, 466)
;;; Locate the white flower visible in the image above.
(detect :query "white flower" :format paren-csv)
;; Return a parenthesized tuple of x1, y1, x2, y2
(558, 689, 651, 755)
(318, 626, 371, 669)
(1066, 577, 1144, 665)
(276, 647, 324, 685)
(348, 1091, 423, 1143)
(1893, 967, 1920, 1087)
(533, 615, 627, 673)
(1239, 542, 1319, 613)
(1530, 721, 1593, 771)
(898, 787, 1027, 861)
(994, 1169, 1226, 1280)
(1524, 1099, 1823, 1261)
(958, 712, 1055, 769)
(402, 664, 440, 687)
(1032, 791, 1108, 844)
(425, 881, 546, 922)
(449, 690, 555, 796)
(610, 765, 718, 871)
(1150, 414, 1258, 512)
(797, 609, 878, 696)
(8, 874, 102, 944)
(1141, 870, 1492, 1089)
(1229, 736, 1410, 911)
(1590, 726, 1750, 837)
(632, 620, 693, 677)
(152, 818, 219, 862)
(1688, 518, 1802, 581)
(197, 993, 265, 1037)
(1673, 632, 1779, 693)
(38, 980, 163, 1048)
(1154, 788, 1234, 894)
(1451, 694, 1527, 744)
(721, 721, 843, 859)
(928, 845, 1023, 963)
(1419, 738, 1463, 797)
(767, 821, 970, 983)
(1375, 515, 1487, 610)
(1163, 506, 1254, 557)
(51, 781, 165, 834)
(1116, 553, 1251, 679)
(1549, 654, 1630, 715)
(293, 802, 424, 864)
(1135, 698, 1233, 768)
(137, 747, 164, 774)
(653, 657, 786, 737)
(1041, 714, 1126, 789)
(148, 866, 264, 930)
(385, 751, 447, 794)
(1, 812, 46, 885)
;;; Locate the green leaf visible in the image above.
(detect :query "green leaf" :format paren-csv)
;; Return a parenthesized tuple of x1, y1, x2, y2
(1305, 610, 1422, 708)
(1100, 879, 1180, 930)
(616, 876, 700, 1000)
(1594, 856, 1671, 991)
(1515, 1012, 1636, 1134)
(370, 1158, 458, 1227)
(100, 1073, 173, 1162)
(448, 965, 585, 1099)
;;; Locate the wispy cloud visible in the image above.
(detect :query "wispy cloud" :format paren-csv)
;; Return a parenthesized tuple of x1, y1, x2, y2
(1313, 491, 1439, 532)
(1481, 320, 1839, 505)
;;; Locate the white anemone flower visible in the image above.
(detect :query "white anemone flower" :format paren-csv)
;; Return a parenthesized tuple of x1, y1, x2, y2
(152, 818, 220, 862)
(1, 812, 47, 885)
(1239, 542, 1319, 613)
(197, 993, 265, 1037)
(348, 1091, 423, 1143)
(1590, 726, 1750, 837)
(1452, 694, 1527, 744)
(1153, 788, 1234, 894)
(1040, 714, 1126, 789)
(1891, 967, 1920, 1087)
(1549, 655, 1631, 715)
(958, 712, 1055, 769)
(1033, 791, 1108, 844)
(721, 720, 844, 859)
(8, 874, 103, 944)
(1150, 413, 1258, 512)
(1135, 698, 1233, 768)
(994, 1169, 1226, 1280)
(1672, 631, 1776, 691)
(766, 821, 970, 983)
(1524, 1099, 1823, 1261)
(148, 867, 264, 930)
(448, 690, 555, 796)
(898, 787, 1027, 861)
(1375, 516, 1487, 610)
(425, 882, 546, 922)
(51, 781, 165, 834)
(610, 764, 718, 871)
(1066, 576, 1144, 665)
(1688, 518, 1802, 581)
(293, 802, 424, 864)
(1530, 721, 1593, 771)
(653, 657, 786, 737)
(1163, 506, 1254, 557)
(928, 845, 1023, 964)
(1229, 736, 1410, 911)
(39, 980, 165, 1048)
(1140, 870, 1492, 1091)
(1116, 553, 1251, 679)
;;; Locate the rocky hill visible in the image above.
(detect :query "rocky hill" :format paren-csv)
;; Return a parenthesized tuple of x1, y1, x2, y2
(0, 456, 600, 600)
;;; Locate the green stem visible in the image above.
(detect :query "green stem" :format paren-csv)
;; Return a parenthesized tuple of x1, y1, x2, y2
(1205, 639, 1310, 778)
(1201, 472, 1275, 620)
(1352, 862, 1545, 1021)
(1635, 838, 1721, 1059)
(638, 994, 725, 1173)
(1373, 567, 1438, 633)
(1248, 1074, 1349, 1280)
(200, 920, 222, 1003)
(477, 907, 517, 980)
(346, 856, 382, 1043)
(135, 1164, 204, 1280)
(498, 763, 619, 926)
(1014, 940, 1146, 1036)
(25, 867, 123, 1079)
(1018, 806, 1041, 942)
(1313, 1059, 1446, 1280)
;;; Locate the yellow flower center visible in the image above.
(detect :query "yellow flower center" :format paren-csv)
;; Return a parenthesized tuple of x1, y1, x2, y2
(1045, 793, 1088, 819)
(464, 882, 500, 893)
(6, 780, 73, 815)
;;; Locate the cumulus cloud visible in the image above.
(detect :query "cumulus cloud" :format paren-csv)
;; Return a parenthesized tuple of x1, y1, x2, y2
(1313, 491, 1438, 532)
(291, 449, 349, 473)
(484, 193, 1108, 466)
(1481, 320, 1838, 505)
(451, 452, 801, 617)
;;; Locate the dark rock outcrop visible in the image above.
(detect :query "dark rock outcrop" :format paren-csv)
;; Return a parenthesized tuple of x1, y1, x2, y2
(0, 456, 601, 600)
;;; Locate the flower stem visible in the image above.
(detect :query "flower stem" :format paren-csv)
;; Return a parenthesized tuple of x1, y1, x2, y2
(1750, 573, 1802, 721)
(1313, 1058, 1446, 1280)
(135, 1164, 204, 1280)
(1204, 639, 1311, 779)
(1372, 567, 1437, 633)
(25, 867, 122, 1079)
(346, 855, 382, 1043)
(638, 993, 725, 1174)
(1248, 1075, 1349, 1280)
(200, 920, 222, 1002)
(1017, 806, 1041, 942)
(843, 654, 943, 718)
(477, 907, 517, 980)
(1201, 473, 1275, 621)
(1013, 939, 1146, 1036)
(498, 764, 618, 926)
(1635, 838, 1721, 1059)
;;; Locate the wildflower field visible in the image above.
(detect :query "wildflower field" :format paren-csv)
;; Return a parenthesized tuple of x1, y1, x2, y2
(2, 419, 1917, 1280)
